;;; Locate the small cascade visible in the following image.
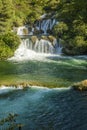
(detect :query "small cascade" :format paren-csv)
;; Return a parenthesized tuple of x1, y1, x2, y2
(20, 38, 55, 54)
(17, 26, 34, 35)
(54, 39, 63, 54)
(16, 18, 57, 36)
(35, 19, 56, 34)
(34, 39, 54, 53)
(17, 26, 29, 35)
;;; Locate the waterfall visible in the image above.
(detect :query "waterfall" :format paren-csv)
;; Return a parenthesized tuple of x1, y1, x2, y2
(54, 38, 63, 54)
(11, 15, 63, 61)
(33, 39, 54, 53)
(16, 18, 57, 35)
(19, 38, 55, 54)
(9, 36, 63, 61)
(35, 19, 56, 34)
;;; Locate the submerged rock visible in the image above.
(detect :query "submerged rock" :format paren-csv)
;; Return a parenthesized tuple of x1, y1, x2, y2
(72, 80, 87, 91)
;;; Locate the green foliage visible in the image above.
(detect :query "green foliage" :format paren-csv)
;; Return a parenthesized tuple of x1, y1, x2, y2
(53, 22, 68, 37)
(73, 20, 87, 37)
(0, 0, 14, 33)
(13, 16, 23, 27)
(0, 32, 20, 60)
(12, 0, 45, 25)
(0, 40, 13, 60)
(54, 0, 87, 55)
(73, 36, 87, 54)
(1, 32, 20, 51)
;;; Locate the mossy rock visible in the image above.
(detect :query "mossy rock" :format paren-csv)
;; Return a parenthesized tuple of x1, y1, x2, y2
(34, 28, 43, 35)
(0, 82, 30, 89)
(41, 36, 48, 40)
(31, 36, 38, 44)
(48, 35, 55, 43)
(23, 28, 28, 35)
(72, 80, 87, 91)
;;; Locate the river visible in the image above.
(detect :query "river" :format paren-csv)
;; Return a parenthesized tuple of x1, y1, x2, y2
(0, 55, 87, 129)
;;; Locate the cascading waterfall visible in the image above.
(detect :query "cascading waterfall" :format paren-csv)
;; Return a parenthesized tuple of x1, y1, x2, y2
(11, 15, 63, 60)
(17, 18, 57, 35)
(35, 19, 56, 34)
(19, 38, 54, 54)
(54, 38, 63, 54)
(9, 37, 63, 61)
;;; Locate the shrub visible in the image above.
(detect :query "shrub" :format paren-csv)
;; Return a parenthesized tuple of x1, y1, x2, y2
(0, 40, 13, 60)
(1, 32, 20, 51)
(0, 32, 20, 60)
(53, 22, 68, 38)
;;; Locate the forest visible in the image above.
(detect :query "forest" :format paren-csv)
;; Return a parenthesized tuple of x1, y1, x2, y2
(0, 0, 87, 59)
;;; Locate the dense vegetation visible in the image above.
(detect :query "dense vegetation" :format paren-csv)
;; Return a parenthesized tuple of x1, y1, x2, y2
(53, 0, 87, 55)
(0, 32, 20, 60)
(0, 0, 87, 59)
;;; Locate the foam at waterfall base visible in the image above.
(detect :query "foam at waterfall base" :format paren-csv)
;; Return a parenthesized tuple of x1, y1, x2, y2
(8, 40, 63, 61)
(8, 49, 59, 61)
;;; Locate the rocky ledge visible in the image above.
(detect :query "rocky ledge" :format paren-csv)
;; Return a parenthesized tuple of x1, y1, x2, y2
(0, 82, 30, 89)
(72, 80, 87, 91)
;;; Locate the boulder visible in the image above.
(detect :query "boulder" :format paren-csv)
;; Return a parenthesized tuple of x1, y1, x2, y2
(72, 80, 87, 91)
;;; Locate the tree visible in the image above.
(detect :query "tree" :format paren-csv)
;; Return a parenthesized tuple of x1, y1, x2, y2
(0, 0, 14, 33)
(0, 32, 20, 60)
(54, 0, 87, 55)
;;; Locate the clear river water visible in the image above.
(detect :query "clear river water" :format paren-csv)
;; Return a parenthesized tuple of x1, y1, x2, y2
(0, 55, 87, 130)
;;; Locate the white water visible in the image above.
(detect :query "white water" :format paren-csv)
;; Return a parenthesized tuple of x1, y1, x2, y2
(11, 15, 63, 61)
(17, 16, 57, 36)
(9, 38, 63, 61)
(0, 86, 23, 94)
(34, 39, 54, 53)
(0, 85, 87, 130)
(0, 85, 71, 95)
(40, 14, 47, 19)
(17, 26, 28, 35)
(35, 19, 57, 34)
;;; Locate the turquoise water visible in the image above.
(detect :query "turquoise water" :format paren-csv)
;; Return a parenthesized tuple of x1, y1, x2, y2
(0, 56, 87, 129)
(0, 56, 87, 87)
(0, 87, 87, 130)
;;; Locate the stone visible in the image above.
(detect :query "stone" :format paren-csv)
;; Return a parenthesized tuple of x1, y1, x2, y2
(72, 80, 87, 91)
